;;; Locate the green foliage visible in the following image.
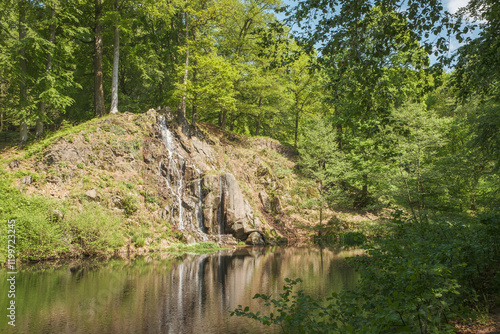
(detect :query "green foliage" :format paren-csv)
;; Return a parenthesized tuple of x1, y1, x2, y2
(233, 213, 500, 333)
(0, 172, 128, 262)
(64, 203, 124, 256)
(232, 278, 335, 333)
(133, 235, 146, 248)
(119, 194, 138, 216)
(166, 242, 222, 254)
(0, 176, 67, 262)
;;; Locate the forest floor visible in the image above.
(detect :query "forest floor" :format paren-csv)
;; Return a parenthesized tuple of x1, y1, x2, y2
(455, 308, 500, 333)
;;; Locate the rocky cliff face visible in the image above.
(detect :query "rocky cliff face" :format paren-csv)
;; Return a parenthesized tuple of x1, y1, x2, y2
(146, 110, 264, 244)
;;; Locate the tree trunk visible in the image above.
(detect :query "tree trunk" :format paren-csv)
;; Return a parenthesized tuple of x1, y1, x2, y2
(20, 122, 28, 142)
(191, 104, 197, 126)
(94, 0, 105, 117)
(19, 0, 28, 142)
(230, 115, 236, 131)
(110, 0, 120, 114)
(37, 6, 57, 137)
(191, 60, 198, 126)
(318, 180, 323, 238)
(179, 9, 189, 122)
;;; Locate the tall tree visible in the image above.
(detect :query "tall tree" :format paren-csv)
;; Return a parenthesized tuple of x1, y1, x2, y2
(18, 0, 28, 142)
(109, 0, 122, 114)
(36, 1, 56, 137)
(94, 0, 105, 117)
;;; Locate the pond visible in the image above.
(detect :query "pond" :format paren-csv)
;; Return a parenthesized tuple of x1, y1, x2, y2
(0, 247, 361, 334)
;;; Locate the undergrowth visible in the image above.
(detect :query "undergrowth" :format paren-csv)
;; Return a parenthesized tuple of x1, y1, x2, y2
(233, 211, 500, 333)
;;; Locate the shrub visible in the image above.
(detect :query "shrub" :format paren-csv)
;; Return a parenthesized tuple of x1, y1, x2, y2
(0, 177, 68, 262)
(64, 203, 124, 256)
(120, 195, 138, 216)
(233, 213, 500, 333)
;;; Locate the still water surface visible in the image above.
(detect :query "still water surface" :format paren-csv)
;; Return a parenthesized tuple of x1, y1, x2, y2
(0, 247, 361, 334)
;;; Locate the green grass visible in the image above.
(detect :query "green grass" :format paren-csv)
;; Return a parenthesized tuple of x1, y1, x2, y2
(166, 242, 224, 254)
(0, 173, 126, 262)
(20, 117, 103, 160)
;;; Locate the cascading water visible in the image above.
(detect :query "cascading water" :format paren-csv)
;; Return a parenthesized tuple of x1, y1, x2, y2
(158, 115, 210, 241)
(158, 116, 185, 230)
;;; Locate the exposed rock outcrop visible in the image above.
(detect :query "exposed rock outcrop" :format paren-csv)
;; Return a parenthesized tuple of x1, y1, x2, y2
(144, 109, 263, 244)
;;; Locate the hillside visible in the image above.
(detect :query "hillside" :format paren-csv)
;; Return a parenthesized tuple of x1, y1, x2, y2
(0, 108, 372, 262)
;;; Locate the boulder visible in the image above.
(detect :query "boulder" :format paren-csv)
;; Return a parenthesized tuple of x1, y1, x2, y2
(259, 191, 271, 213)
(220, 173, 258, 240)
(271, 195, 282, 214)
(9, 160, 19, 169)
(86, 189, 98, 200)
(246, 232, 265, 246)
(201, 173, 260, 240)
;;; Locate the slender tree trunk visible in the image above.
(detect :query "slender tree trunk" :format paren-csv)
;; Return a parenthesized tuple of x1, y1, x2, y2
(110, 0, 120, 114)
(318, 180, 323, 238)
(37, 6, 56, 137)
(179, 9, 189, 122)
(94, 0, 105, 117)
(191, 60, 198, 126)
(19, 0, 28, 142)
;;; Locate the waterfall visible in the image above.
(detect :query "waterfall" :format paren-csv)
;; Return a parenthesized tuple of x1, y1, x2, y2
(158, 116, 210, 241)
(217, 175, 224, 242)
(158, 116, 184, 230)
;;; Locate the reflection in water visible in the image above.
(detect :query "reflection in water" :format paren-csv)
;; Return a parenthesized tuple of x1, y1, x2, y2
(0, 247, 361, 334)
